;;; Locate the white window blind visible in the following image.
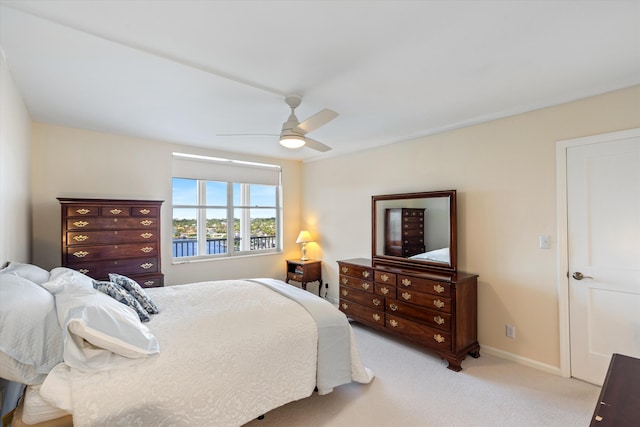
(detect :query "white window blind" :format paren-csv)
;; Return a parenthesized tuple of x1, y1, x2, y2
(172, 153, 281, 185)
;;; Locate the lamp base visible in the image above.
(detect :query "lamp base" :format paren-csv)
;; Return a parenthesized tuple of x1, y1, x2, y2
(300, 243, 308, 261)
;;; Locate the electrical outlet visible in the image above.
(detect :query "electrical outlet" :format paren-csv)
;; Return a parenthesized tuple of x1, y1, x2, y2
(505, 324, 516, 339)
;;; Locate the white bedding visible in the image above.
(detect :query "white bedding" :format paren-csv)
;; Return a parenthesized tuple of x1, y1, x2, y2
(39, 279, 373, 426)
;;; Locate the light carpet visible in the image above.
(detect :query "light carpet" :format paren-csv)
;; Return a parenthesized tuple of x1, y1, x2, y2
(244, 322, 600, 427)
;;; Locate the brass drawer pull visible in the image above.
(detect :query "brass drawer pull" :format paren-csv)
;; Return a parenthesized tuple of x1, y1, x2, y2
(361, 282, 370, 290)
(110, 209, 123, 215)
(390, 319, 399, 327)
(75, 208, 90, 215)
(140, 233, 153, 239)
(140, 247, 154, 253)
(79, 269, 89, 274)
(372, 314, 381, 322)
(341, 266, 349, 273)
(433, 299, 445, 309)
(434, 284, 445, 293)
(381, 287, 389, 295)
(73, 235, 89, 242)
(139, 209, 151, 215)
(73, 221, 89, 228)
(434, 315, 445, 325)
(73, 251, 89, 258)
(434, 334, 445, 343)
(341, 289, 349, 296)
(140, 263, 153, 269)
(401, 292, 411, 301)
(143, 281, 154, 286)
(341, 303, 349, 310)
(140, 220, 153, 226)
(390, 304, 398, 311)
(341, 277, 349, 285)
(372, 298, 381, 306)
(362, 271, 370, 278)
(381, 274, 389, 282)
(401, 278, 411, 287)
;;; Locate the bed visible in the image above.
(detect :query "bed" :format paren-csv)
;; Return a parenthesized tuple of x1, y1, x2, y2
(0, 262, 373, 427)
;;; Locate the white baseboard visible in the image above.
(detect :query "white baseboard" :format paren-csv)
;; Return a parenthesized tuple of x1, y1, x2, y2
(481, 345, 564, 377)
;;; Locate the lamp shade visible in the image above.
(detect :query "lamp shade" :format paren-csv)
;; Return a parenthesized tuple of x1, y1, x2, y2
(296, 230, 313, 243)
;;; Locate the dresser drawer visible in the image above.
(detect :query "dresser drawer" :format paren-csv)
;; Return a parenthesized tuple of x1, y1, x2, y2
(66, 217, 158, 231)
(67, 257, 159, 279)
(340, 286, 384, 309)
(386, 314, 451, 351)
(397, 275, 451, 298)
(374, 271, 396, 285)
(339, 275, 374, 293)
(375, 283, 395, 298)
(339, 300, 385, 327)
(66, 230, 158, 246)
(387, 300, 451, 331)
(396, 288, 451, 313)
(338, 263, 373, 280)
(65, 243, 158, 262)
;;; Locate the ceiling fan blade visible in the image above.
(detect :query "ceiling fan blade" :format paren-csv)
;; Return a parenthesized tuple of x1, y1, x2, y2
(216, 133, 278, 137)
(304, 137, 332, 152)
(296, 109, 338, 134)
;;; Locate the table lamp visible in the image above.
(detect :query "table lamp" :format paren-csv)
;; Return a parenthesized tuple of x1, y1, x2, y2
(296, 230, 313, 261)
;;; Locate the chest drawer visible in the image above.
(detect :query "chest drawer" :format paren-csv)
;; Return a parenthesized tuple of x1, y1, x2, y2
(397, 275, 451, 298)
(386, 314, 451, 351)
(66, 257, 159, 279)
(340, 275, 374, 293)
(340, 286, 385, 309)
(66, 217, 158, 231)
(66, 230, 158, 246)
(65, 243, 158, 262)
(100, 206, 132, 217)
(339, 300, 385, 327)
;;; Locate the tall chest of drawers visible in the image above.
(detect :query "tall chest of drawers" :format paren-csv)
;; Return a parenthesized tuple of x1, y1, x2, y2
(58, 198, 164, 288)
(338, 258, 479, 371)
(384, 208, 425, 257)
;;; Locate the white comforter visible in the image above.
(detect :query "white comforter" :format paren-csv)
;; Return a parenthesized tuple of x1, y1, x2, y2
(40, 279, 373, 427)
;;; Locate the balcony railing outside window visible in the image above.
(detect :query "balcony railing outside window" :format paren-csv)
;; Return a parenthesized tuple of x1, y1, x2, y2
(173, 236, 276, 257)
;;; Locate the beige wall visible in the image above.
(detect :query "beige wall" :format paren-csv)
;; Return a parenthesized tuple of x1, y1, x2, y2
(301, 85, 640, 370)
(0, 51, 32, 266)
(30, 123, 303, 285)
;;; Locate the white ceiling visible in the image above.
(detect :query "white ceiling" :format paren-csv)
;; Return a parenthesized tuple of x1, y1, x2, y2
(1, 1, 638, 162)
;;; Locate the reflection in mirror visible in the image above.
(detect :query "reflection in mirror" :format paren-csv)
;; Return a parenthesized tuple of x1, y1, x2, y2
(372, 190, 456, 272)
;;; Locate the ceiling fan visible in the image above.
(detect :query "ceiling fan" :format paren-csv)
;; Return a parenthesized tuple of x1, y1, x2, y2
(218, 95, 338, 152)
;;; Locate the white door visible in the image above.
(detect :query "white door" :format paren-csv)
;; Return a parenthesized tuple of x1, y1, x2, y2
(566, 130, 640, 386)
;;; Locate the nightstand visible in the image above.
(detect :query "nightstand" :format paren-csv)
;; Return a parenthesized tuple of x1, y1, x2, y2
(285, 259, 322, 296)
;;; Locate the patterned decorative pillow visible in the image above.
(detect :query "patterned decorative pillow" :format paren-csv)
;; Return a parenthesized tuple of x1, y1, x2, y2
(92, 280, 150, 322)
(108, 273, 159, 314)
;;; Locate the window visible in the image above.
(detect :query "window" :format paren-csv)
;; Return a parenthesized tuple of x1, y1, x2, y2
(172, 153, 282, 260)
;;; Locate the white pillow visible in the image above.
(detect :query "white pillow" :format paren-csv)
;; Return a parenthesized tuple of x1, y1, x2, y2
(22, 384, 70, 424)
(0, 275, 63, 384)
(0, 262, 50, 285)
(42, 272, 160, 372)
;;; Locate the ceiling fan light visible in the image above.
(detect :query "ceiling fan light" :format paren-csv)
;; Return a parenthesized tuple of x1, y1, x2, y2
(279, 135, 305, 149)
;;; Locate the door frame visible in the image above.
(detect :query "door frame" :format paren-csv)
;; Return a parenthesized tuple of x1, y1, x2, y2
(555, 127, 640, 378)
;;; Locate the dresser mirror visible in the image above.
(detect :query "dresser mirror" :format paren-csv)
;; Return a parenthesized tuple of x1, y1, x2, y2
(372, 190, 457, 272)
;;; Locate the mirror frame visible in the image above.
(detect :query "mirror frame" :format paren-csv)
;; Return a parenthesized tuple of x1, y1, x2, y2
(372, 190, 457, 272)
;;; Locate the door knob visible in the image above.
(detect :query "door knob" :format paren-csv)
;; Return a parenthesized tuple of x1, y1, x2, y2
(572, 272, 593, 280)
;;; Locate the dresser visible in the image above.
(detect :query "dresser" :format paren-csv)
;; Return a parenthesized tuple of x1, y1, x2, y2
(384, 208, 425, 257)
(337, 258, 479, 371)
(58, 198, 164, 288)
